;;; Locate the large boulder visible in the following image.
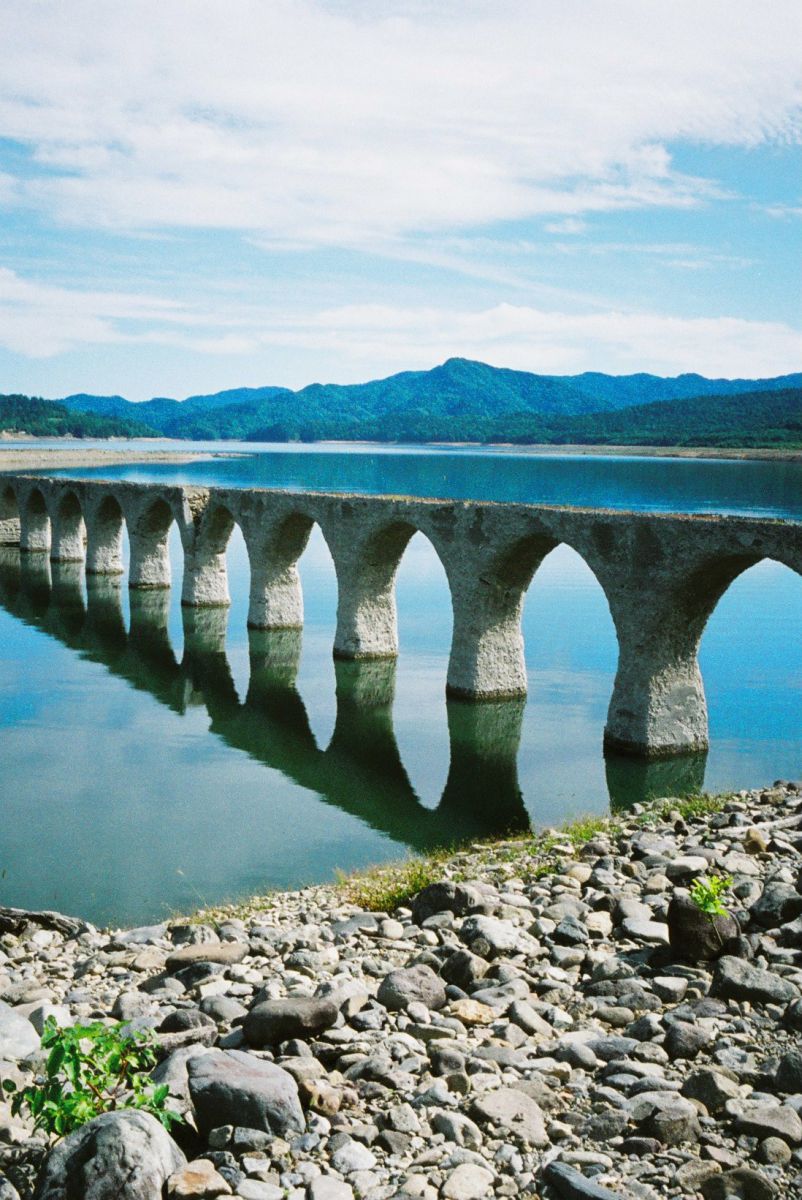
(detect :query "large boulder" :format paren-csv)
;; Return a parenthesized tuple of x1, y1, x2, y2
(0, 1001, 39, 1061)
(712, 956, 800, 1006)
(749, 881, 802, 930)
(187, 1049, 304, 1137)
(33, 1111, 185, 1200)
(377, 964, 446, 1011)
(667, 893, 739, 962)
(243, 997, 339, 1047)
(411, 882, 483, 924)
(470, 1086, 548, 1147)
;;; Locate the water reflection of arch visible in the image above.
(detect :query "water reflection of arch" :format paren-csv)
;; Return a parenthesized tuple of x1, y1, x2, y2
(0, 548, 530, 849)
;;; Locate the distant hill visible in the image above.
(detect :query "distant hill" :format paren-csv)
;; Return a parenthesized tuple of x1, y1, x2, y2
(55, 358, 802, 444)
(499, 387, 802, 448)
(0, 394, 155, 439)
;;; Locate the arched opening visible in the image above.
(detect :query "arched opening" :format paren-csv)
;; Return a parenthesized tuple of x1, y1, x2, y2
(0, 486, 20, 545)
(22, 489, 51, 554)
(700, 556, 802, 788)
(393, 530, 454, 809)
(52, 491, 86, 564)
(518, 542, 619, 826)
(294, 522, 338, 750)
(221, 518, 250, 702)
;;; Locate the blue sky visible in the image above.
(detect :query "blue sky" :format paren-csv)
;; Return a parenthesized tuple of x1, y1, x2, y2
(0, 0, 800, 401)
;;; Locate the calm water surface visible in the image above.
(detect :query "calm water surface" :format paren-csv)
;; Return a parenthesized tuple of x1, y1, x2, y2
(1, 443, 800, 926)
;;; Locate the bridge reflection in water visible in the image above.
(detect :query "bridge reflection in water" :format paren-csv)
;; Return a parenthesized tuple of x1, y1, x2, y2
(0, 547, 707, 848)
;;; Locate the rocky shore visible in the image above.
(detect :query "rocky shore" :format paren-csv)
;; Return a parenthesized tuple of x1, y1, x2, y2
(1, 783, 802, 1200)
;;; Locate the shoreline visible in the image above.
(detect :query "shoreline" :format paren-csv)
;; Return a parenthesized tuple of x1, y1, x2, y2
(1, 782, 801, 1199)
(2, 438, 802, 465)
(0, 447, 241, 472)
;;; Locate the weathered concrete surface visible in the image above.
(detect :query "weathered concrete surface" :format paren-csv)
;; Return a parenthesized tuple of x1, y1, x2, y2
(1, 473, 800, 758)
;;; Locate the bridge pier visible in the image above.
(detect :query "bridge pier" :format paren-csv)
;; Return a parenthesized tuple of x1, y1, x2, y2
(85, 497, 125, 575)
(51, 495, 85, 562)
(446, 574, 527, 700)
(20, 492, 51, 554)
(604, 594, 709, 758)
(129, 529, 172, 589)
(331, 532, 408, 660)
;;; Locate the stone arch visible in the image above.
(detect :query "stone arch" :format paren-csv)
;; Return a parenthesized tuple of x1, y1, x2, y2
(698, 553, 802, 751)
(331, 518, 452, 660)
(20, 487, 51, 553)
(244, 510, 328, 630)
(52, 490, 86, 563)
(445, 529, 559, 699)
(129, 497, 175, 589)
(86, 493, 126, 576)
(0, 484, 20, 545)
(182, 501, 237, 608)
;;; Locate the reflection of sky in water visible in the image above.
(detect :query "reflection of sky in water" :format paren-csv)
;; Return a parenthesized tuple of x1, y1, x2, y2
(0, 471, 800, 925)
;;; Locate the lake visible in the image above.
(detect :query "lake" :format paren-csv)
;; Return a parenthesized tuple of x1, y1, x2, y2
(1, 442, 800, 926)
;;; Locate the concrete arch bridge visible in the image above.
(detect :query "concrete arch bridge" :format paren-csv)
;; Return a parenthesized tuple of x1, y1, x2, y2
(1, 472, 800, 759)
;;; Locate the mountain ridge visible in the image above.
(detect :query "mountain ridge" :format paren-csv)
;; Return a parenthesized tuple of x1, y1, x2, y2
(2, 358, 798, 446)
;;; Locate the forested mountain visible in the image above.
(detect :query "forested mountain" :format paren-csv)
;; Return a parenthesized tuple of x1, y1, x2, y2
(54, 358, 801, 443)
(499, 387, 802, 448)
(0, 394, 155, 439)
(3, 360, 799, 446)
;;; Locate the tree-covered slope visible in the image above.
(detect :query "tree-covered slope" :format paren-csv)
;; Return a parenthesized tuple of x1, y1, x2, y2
(57, 359, 801, 442)
(0, 395, 155, 439)
(500, 387, 802, 447)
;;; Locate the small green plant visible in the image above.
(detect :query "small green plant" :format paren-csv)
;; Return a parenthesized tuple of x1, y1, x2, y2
(2, 1019, 182, 1139)
(689, 873, 733, 920)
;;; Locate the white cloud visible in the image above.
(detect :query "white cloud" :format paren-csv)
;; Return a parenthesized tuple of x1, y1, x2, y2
(0, 1, 799, 241)
(1, 268, 798, 380)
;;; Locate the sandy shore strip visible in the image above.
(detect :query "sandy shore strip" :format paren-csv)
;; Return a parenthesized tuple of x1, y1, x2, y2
(0, 447, 245, 472)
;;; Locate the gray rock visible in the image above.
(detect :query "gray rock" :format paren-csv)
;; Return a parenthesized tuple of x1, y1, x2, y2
(201, 995, 248, 1024)
(187, 1049, 305, 1137)
(0, 1179, 20, 1200)
(166, 942, 248, 971)
(776, 1049, 802, 1094)
(0, 1000, 39, 1061)
(664, 1020, 713, 1060)
(32, 1110, 185, 1199)
(712, 956, 800, 1005)
(307, 1179, 354, 1200)
(541, 1162, 624, 1200)
(377, 964, 446, 1011)
(681, 1068, 741, 1114)
(112, 922, 168, 946)
(750, 881, 802, 929)
(732, 1102, 802, 1145)
(441, 1162, 494, 1200)
(440, 949, 489, 990)
(329, 1138, 376, 1173)
(460, 916, 518, 957)
(470, 1086, 548, 1147)
(758, 1136, 792, 1165)
(432, 1111, 483, 1148)
(667, 893, 739, 962)
(636, 1095, 700, 1145)
(411, 882, 483, 924)
(620, 916, 669, 945)
(243, 997, 339, 1046)
(700, 1166, 776, 1199)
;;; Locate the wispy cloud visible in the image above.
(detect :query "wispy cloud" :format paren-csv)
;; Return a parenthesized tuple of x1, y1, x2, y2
(0, 1, 799, 243)
(1, 269, 798, 380)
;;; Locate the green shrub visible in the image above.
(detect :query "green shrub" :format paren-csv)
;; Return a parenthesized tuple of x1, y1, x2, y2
(689, 873, 733, 920)
(3, 1019, 182, 1138)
